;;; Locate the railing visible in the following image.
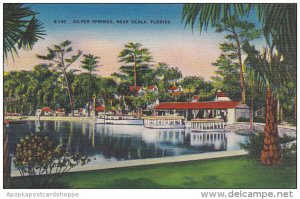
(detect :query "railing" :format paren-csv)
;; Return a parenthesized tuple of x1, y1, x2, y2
(191, 119, 227, 131)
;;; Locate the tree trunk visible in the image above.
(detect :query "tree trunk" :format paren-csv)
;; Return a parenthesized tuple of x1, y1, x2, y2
(233, 31, 245, 103)
(87, 72, 91, 117)
(250, 83, 255, 130)
(63, 71, 73, 116)
(133, 54, 137, 90)
(277, 99, 280, 124)
(294, 95, 297, 124)
(250, 94, 254, 131)
(260, 88, 281, 165)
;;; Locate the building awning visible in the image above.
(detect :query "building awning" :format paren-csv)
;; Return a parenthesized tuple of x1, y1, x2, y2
(154, 101, 241, 110)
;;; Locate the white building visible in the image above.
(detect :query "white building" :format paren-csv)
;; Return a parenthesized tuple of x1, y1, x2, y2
(215, 91, 231, 101)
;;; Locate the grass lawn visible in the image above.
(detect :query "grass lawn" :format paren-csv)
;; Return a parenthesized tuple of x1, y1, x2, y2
(10, 156, 296, 189)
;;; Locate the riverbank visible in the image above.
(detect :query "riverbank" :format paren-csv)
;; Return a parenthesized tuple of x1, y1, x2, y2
(9, 156, 296, 188)
(5, 116, 96, 122)
(226, 122, 296, 137)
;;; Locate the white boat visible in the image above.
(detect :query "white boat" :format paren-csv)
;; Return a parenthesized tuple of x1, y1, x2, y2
(96, 115, 143, 125)
(142, 116, 185, 129)
(144, 124, 185, 129)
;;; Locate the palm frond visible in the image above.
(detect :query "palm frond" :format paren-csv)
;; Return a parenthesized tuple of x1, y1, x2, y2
(3, 3, 45, 59)
(182, 4, 247, 32)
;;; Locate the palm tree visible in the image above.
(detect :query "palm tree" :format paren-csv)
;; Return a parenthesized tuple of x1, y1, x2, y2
(182, 4, 296, 68)
(80, 54, 101, 116)
(243, 42, 293, 165)
(244, 66, 257, 131)
(3, 3, 45, 59)
(118, 42, 152, 90)
(182, 3, 296, 166)
(37, 40, 82, 116)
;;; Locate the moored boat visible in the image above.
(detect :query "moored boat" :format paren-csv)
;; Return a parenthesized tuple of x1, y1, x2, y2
(142, 116, 185, 129)
(96, 115, 143, 125)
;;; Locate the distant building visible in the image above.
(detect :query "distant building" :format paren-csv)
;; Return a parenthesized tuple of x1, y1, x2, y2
(168, 85, 183, 93)
(154, 92, 250, 124)
(129, 85, 158, 95)
(147, 86, 158, 93)
(129, 86, 143, 95)
(192, 95, 200, 102)
(168, 85, 184, 96)
(215, 90, 231, 101)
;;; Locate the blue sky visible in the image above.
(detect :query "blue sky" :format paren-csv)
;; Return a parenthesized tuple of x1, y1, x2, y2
(5, 4, 264, 80)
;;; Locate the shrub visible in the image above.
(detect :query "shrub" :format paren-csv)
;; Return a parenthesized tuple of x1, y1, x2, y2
(237, 117, 250, 122)
(240, 131, 297, 165)
(280, 134, 297, 165)
(13, 134, 90, 188)
(240, 131, 264, 160)
(142, 110, 153, 116)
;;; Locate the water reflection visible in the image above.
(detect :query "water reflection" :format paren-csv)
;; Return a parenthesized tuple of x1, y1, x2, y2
(7, 121, 247, 165)
(190, 132, 227, 151)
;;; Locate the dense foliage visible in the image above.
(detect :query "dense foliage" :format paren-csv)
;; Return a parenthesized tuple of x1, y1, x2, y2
(4, 58, 213, 114)
(13, 134, 90, 187)
(240, 131, 296, 165)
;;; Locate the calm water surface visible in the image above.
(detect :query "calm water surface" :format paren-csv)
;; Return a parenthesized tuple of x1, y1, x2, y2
(7, 121, 248, 170)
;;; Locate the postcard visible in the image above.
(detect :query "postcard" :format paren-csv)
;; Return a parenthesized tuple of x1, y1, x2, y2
(3, 2, 297, 193)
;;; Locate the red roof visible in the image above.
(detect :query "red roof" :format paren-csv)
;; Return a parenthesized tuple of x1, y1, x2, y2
(96, 106, 105, 112)
(154, 101, 241, 110)
(129, 86, 142, 93)
(171, 91, 184, 96)
(148, 86, 157, 90)
(169, 85, 178, 91)
(193, 95, 200, 100)
(216, 92, 228, 97)
(42, 107, 52, 112)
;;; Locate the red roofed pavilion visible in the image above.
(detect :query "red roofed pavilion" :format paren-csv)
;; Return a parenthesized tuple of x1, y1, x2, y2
(154, 101, 241, 110)
(154, 101, 249, 124)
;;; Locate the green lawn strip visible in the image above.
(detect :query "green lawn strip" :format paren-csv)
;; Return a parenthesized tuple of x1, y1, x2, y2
(10, 156, 296, 189)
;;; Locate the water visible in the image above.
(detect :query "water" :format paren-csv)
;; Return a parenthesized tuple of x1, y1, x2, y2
(7, 121, 248, 171)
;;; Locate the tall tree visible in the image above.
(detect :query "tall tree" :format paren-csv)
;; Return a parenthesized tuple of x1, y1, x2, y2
(182, 4, 296, 166)
(214, 17, 260, 102)
(211, 44, 241, 101)
(36, 40, 82, 115)
(182, 4, 296, 69)
(244, 67, 257, 130)
(243, 42, 293, 165)
(3, 3, 44, 59)
(80, 54, 101, 116)
(116, 42, 152, 89)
